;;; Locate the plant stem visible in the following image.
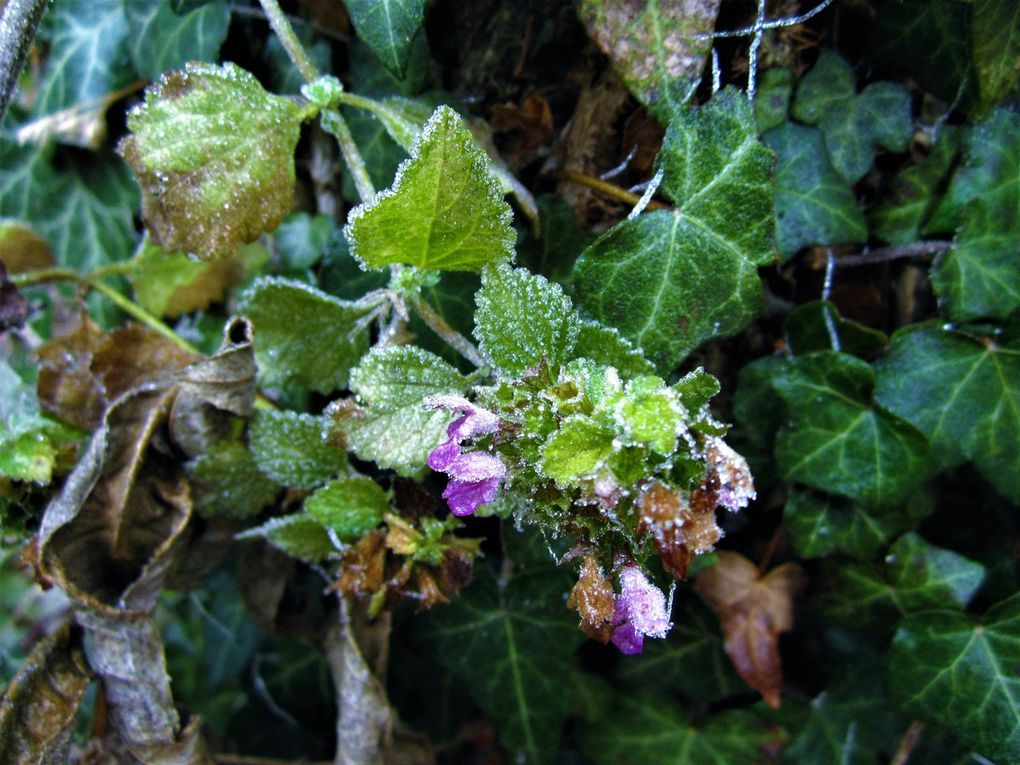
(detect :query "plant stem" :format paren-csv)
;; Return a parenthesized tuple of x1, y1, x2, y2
(256, 0, 319, 82)
(837, 240, 952, 268)
(410, 295, 487, 369)
(891, 721, 925, 765)
(561, 170, 670, 212)
(0, 0, 50, 123)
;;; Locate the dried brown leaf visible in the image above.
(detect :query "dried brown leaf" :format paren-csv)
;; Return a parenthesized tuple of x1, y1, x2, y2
(0, 261, 29, 331)
(0, 221, 54, 273)
(337, 530, 388, 597)
(638, 481, 722, 579)
(693, 551, 807, 708)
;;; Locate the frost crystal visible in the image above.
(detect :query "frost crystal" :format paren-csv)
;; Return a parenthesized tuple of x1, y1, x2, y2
(611, 565, 671, 654)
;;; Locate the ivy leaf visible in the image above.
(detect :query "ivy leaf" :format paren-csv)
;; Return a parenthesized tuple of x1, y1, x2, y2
(762, 122, 867, 259)
(573, 88, 773, 371)
(249, 409, 347, 490)
(873, 324, 1020, 502)
(792, 51, 913, 183)
(0, 143, 137, 271)
(928, 109, 1020, 323)
(236, 514, 336, 563)
(419, 533, 583, 764)
(579, 698, 777, 765)
(694, 552, 807, 708)
(120, 62, 306, 260)
(755, 68, 794, 133)
(474, 264, 580, 377)
(270, 212, 334, 274)
(971, 0, 1020, 115)
(339, 345, 467, 475)
(304, 476, 390, 543)
(888, 594, 1020, 762)
(186, 439, 279, 519)
(784, 300, 888, 360)
(343, 0, 426, 77)
(125, 0, 230, 80)
(578, 0, 720, 119)
(774, 351, 931, 509)
(238, 277, 376, 395)
(345, 105, 514, 272)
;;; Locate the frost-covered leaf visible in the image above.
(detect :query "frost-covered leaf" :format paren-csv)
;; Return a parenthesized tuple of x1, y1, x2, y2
(345, 105, 514, 272)
(237, 514, 336, 562)
(873, 324, 1020, 502)
(774, 352, 930, 509)
(928, 109, 1020, 322)
(341, 346, 468, 475)
(125, 0, 229, 80)
(120, 62, 306, 260)
(792, 51, 913, 183)
(888, 594, 1020, 762)
(755, 68, 793, 133)
(579, 0, 720, 119)
(0, 143, 137, 271)
(762, 122, 867, 258)
(580, 698, 777, 765)
(249, 409, 347, 490)
(239, 277, 376, 394)
(186, 439, 279, 519)
(540, 415, 616, 488)
(475, 264, 579, 376)
(572, 321, 656, 379)
(344, 0, 426, 77)
(971, 0, 1020, 115)
(304, 476, 390, 542)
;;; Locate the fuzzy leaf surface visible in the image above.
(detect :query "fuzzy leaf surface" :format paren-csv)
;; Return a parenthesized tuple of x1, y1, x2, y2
(304, 476, 389, 542)
(249, 409, 347, 490)
(237, 514, 336, 563)
(186, 439, 279, 519)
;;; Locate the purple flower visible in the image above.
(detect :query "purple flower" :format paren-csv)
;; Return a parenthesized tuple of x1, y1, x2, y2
(425, 395, 505, 516)
(610, 565, 671, 655)
(705, 437, 756, 512)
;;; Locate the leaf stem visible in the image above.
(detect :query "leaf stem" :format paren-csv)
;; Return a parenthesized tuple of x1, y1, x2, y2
(410, 294, 487, 369)
(560, 170, 670, 212)
(837, 240, 952, 268)
(256, 0, 319, 82)
(0, 0, 50, 123)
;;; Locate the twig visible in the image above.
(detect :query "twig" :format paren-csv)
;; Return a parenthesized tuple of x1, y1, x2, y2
(0, 0, 50, 123)
(747, 0, 768, 102)
(697, 0, 838, 40)
(891, 720, 925, 765)
(757, 521, 786, 575)
(560, 170, 670, 211)
(836, 240, 952, 268)
(411, 294, 487, 368)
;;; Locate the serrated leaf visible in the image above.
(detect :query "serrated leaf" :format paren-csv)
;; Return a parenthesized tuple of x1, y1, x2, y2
(344, 0, 426, 77)
(755, 68, 794, 133)
(0, 143, 137, 271)
(304, 476, 389, 542)
(419, 533, 583, 764)
(774, 351, 931, 509)
(125, 0, 229, 80)
(888, 594, 1020, 762)
(345, 106, 514, 272)
(579, 0, 720, 119)
(249, 409, 347, 490)
(539, 415, 616, 488)
(239, 277, 376, 394)
(873, 324, 1020, 502)
(186, 439, 279, 519)
(762, 122, 867, 258)
(928, 109, 1020, 322)
(120, 62, 305, 260)
(971, 0, 1020, 115)
(572, 321, 656, 379)
(475, 264, 579, 376)
(792, 51, 912, 183)
(343, 345, 468, 475)
(340, 105, 408, 201)
(237, 514, 336, 562)
(579, 699, 777, 765)
(574, 89, 773, 371)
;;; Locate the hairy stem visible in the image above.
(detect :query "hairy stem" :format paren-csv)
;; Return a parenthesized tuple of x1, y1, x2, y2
(0, 0, 50, 123)
(256, 0, 319, 82)
(411, 295, 487, 368)
(561, 170, 670, 212)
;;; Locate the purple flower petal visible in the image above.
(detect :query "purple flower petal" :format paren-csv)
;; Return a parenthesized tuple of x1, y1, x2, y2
(447, 451, 506, 482)
(616, 566, 670, 638)
(425, 395, 501, 441)
(443, 475, 501, 516)
(427, 438, 460, 471)
(610, 621, 645, 654)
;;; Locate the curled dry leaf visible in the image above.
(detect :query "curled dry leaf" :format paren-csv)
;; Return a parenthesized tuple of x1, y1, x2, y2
(567, 554, 616, 642)
(638, 481, 722, 580)
(694, 551, 808, 708)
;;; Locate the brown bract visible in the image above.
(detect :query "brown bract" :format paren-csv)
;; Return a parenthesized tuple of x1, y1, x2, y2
(694, 551, 808, 708)
(638, 481, 722, 579)
(566, 554, 616, 642)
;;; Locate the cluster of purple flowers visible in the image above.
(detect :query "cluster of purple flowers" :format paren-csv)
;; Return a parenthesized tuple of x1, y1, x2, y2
(610, 564, 672, 654)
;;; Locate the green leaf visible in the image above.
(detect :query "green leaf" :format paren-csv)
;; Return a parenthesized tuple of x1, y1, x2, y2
(120, 62, 306, 260)
(784, 300, 888, 360)
(419, 532, 583, 764)
(517, 195, 590, 282)
(762, 122, 867, 258)
(125, 0, 229, 80)
(474, 264, 579, 377)
(731, 355, 788, 486)
(539, 415, 616, 488)
(410, 271, 480, 370)
(343, 0, 426, 77)
(774, 351, 931, 509)
(873, 324, 1020, 502)
(792, 51, 913, 183)
(755, 67, 794, 133)
(343, 345, 468, 475)
(888, 594, 1020, 762)
(303, 476, 389, 542)
(236, 513, 336, 562)
(345, 106, 515, 272)
(249, 409, 347, 490)
(270, 213, 334, 274)
(929, 109, 1020, 322)
(238, 277, 376, 395)
(340, 106, 408, 200)
(971, 0, 1020, 114)
(572, 321, 656, 379)
(578, 0, 719, 119)
(579, 698, 776, 765)
(186, 439, 279, 519)
(573, 88, 774, 371)
(0, 143, 137, 271)
(0, 361, 77, 485)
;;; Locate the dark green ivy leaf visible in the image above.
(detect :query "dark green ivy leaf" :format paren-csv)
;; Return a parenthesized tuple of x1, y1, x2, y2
(784, 300, 888, 360)
(755, 67, 794, 133)
(344, 0, 426, 78)
(125, 0, 229, 80)
(971, 0, 1020, 115)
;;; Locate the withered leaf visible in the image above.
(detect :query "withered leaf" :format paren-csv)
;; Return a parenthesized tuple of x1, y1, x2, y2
(337, 530, 388, 598)
(567, 554, 616, 643)
(0, 261, 29, 331)
(0, 623, 92, 764)
(638, 481, 722, 580)
(693, 551, 807, 708)
(0, 221, 54, 273)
